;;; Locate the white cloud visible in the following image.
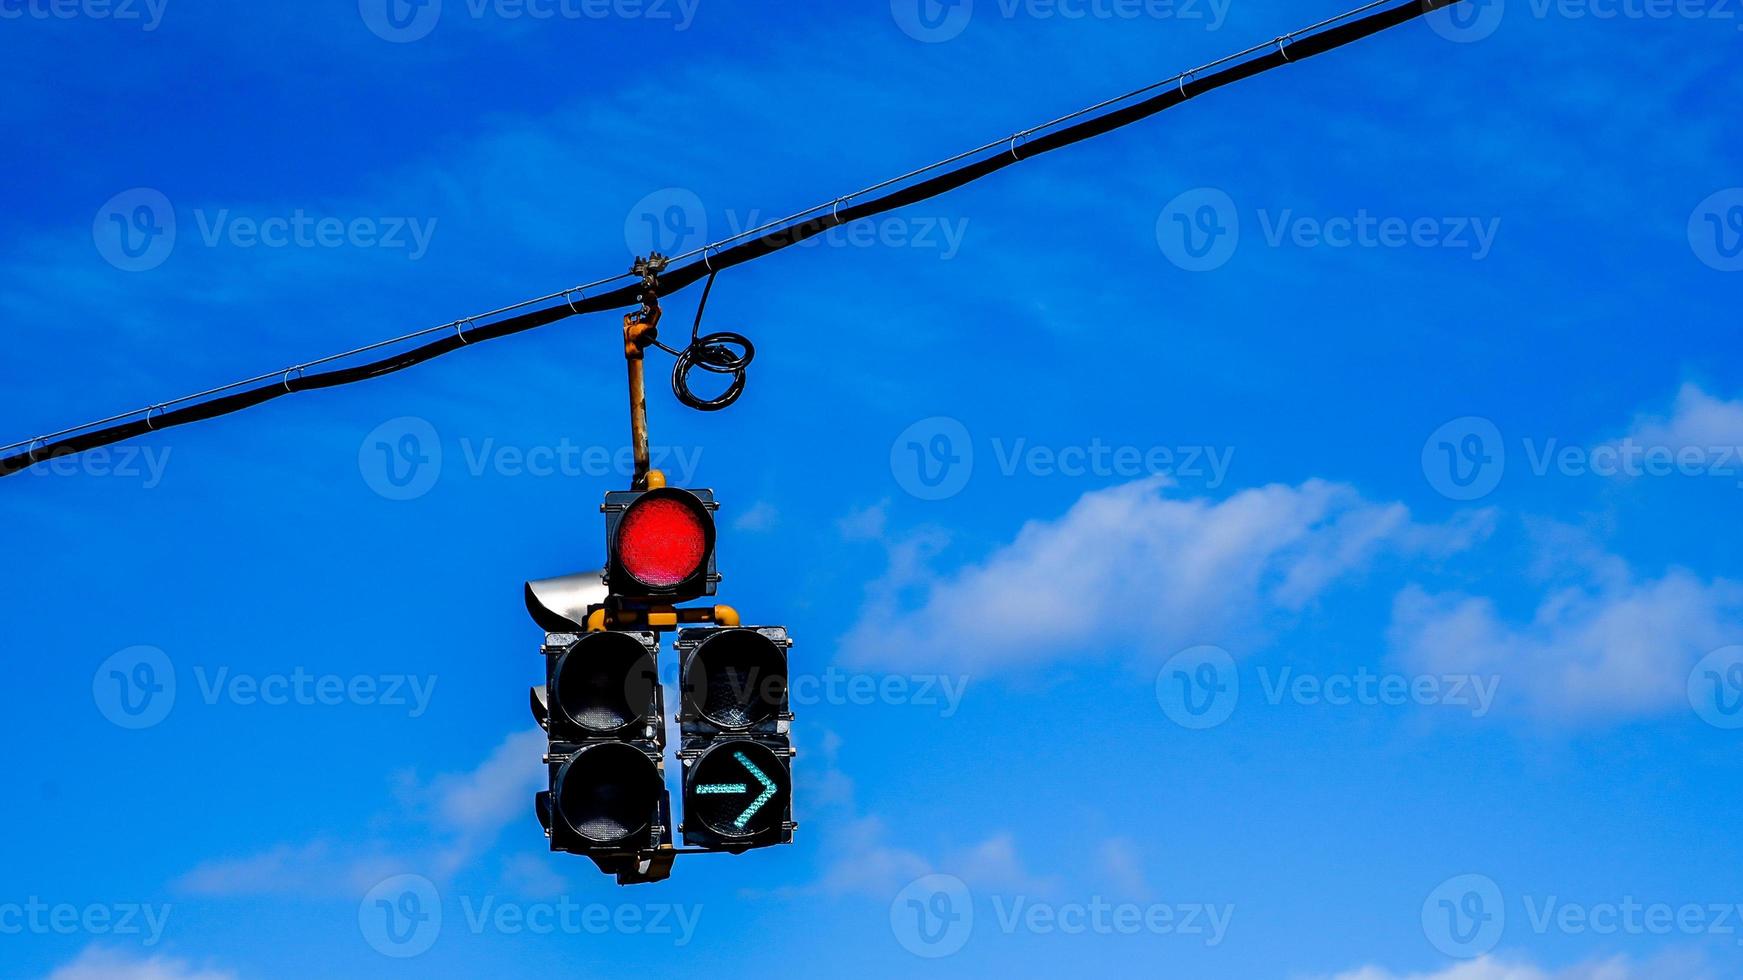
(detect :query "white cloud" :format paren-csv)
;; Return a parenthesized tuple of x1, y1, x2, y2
(809, 818, 1053, 900)
(842, 477, 1490, 673)
(837, 500, 890, 541)
(1620, 383, 1743, 459)
(428, 728, 546, 849)
(1096, 836, 1150, 899)
(177, 728, 545, 898)
(732, 501, 780, 532)
(1318, 952, 1710, 980)
(43, 948, 234, 980)
(1391, 556, 1743, 721)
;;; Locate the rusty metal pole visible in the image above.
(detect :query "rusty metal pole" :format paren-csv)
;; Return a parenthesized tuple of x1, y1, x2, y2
(624, 313, 654, 491)
(624, 256, 666, 491)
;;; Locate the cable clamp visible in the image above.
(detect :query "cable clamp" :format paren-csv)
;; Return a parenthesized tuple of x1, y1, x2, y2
(1179, 71, 1194, 99)
(144, 405, 165, 431)
(1009, 131, 1030, 161)
(566, 288, 587, 315)
(831, 197, 853, 225)
(26, 437, 44, 462)
(282, 366, 305, 393)
(1276, 35, 1295, 61)
(456, 318, 475, 345)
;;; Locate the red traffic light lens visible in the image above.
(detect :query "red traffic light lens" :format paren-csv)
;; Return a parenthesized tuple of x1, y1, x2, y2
(618, 493, 709, 589)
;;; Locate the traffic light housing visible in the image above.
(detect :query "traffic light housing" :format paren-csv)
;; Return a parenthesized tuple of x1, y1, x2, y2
(534, 630, 672, 860)
(676, 627, 795, 850)
(603, 487, 719, 604)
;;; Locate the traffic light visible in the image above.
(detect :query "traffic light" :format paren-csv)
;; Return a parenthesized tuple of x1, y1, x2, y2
(603, 486, 719, 604)
(528, 472, 795, 882)
(676, 626, 795, 850)
(533, 630, 672, 865)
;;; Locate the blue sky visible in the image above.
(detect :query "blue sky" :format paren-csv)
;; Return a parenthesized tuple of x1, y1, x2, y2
(3, 1, 1742, 977)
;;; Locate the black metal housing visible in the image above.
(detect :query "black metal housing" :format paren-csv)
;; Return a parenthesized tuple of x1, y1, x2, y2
(675, 626, 795, 851)
(534, 630, 671, 858)
(678, 736, 795, 850)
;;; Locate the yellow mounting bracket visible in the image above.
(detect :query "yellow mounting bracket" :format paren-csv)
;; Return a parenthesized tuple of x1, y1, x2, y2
(585, 604, 740, 633)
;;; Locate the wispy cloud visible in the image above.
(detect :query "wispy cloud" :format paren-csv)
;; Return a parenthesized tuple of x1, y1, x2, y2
(1390, 529, 1743, 721)
(1314, 951, 1714, 980)
(175, 728, 544, 898)
(841, 476, 1491, 673)
(41, 947, 235, 980)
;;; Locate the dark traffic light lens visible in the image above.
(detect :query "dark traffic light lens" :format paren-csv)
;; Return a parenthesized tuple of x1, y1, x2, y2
(685, 629, 786, 730)
(688, 740, 789, 839)
(555, 742, 661, 843)
(552, 632, 656, 735)
(617, 491, 711, 589)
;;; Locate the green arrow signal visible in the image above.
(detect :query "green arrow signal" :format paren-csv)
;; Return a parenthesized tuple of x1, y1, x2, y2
(696, 782, 747, 794)
(732, 751, 777, 829)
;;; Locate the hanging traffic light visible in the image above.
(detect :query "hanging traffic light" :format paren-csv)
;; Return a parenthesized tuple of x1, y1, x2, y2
(533, 630, 672, 864)
(603, 486, 719, 604)
(676, 627, 795, 850)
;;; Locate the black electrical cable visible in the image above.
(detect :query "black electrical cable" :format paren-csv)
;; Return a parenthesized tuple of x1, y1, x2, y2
(652, 271, 756, 412)
(0, 0, 1464, 479)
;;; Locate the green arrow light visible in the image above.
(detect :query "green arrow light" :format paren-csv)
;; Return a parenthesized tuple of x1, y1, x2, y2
(732, 751, 777, 829)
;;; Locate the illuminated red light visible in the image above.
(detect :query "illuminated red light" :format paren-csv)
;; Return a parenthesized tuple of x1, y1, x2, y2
(618, 496, 709, 588)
